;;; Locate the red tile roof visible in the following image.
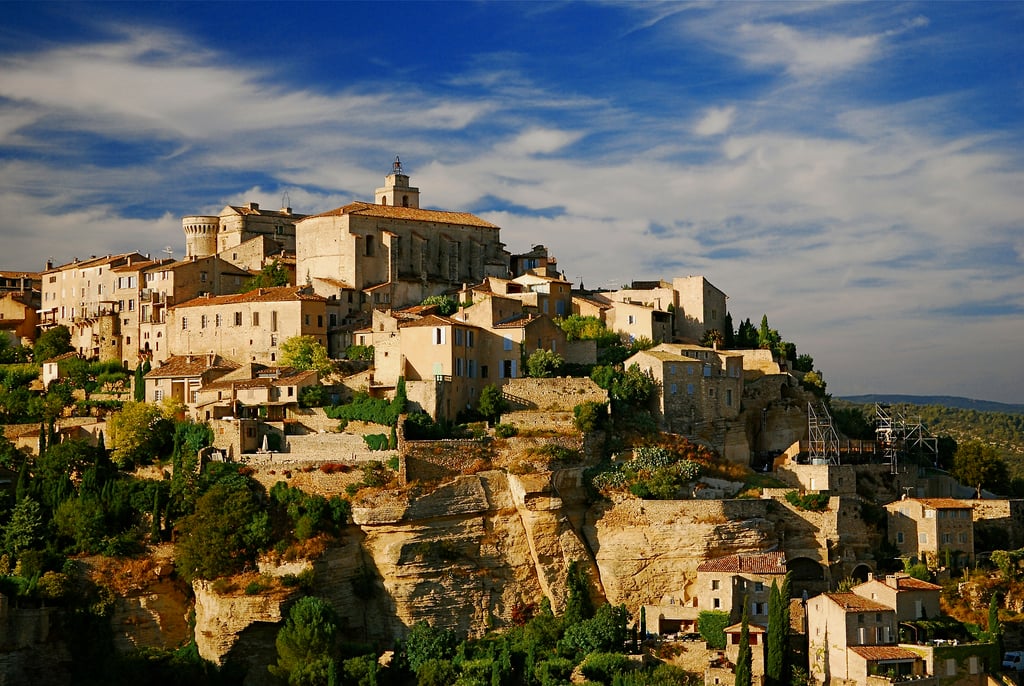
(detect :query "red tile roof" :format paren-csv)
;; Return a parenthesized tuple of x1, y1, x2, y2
(825, 593, 893, 613)
(849, 646, 921, 661)
(399, 314, 477, 329)
(173, 286, 325, 309)
(227, 205, 307, 219)
(302, 201, 498, 229)
(145, 355, 240, 379)
(697, 551, 787, 575)
(894, 576, 942, 591)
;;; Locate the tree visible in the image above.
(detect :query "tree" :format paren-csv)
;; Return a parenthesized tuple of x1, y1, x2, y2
(240, 259, 290, 292)
(477, 384, 507, 425)
(735, 602, 752, 686)
(757, 315, 781, 351)
(611, 364, 655, 407)
(700, 329, 724, 349)
(952, 440, 1010, 496)
(269, 596, 339, 685)
(134, 363, 146, 402)
(420, 295, 458, 316)
(33, 325, 72, 363)
(766, 580, 786, 686)
(793, 353, 814, 373)
(2, 497, 43, 555)
(722, 312, 735, 348)
(989, 592, 1003, 656)
(107, 401, 173, 468)
(402, 621, 459, 675)
(560, 603, 629, 656)
(564, 560, 595, 626)
(525, 349, 564, 378)
(736, 318, 758, 348)
(175, 481, 263, 581)
(280, 335, 333, 375)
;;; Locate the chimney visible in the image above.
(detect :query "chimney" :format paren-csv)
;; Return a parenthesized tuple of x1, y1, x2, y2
(248, 202, 260, 211)
(45, 259, 53, 270)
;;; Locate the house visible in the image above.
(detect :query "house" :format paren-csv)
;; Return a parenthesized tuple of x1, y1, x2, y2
(192, 365, 318, 421)
(623, 343, 743, 435)
(510, 244, 559, 279)
(144, 354, 239, 407)
(296, 160, 508, 312)
(694, 551, 788, 627)
(0, 291, 39, 347)
(166, 286, 329, 366)
(806, 592, 928, 685)
(885, 498, 974, 568)
(851, 573, 942, 622)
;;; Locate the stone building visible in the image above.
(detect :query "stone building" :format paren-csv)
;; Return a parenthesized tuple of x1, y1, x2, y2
(296, 160, 508, 312)
(851, 574, 941, 623)
(183, 202, 305, 259)
(807, 592, 924, 685)
(192, 365, 318, 422)
(694, 551, 788, 627)
(884, 498, 974, 568)
(166, 286, 328, 366)
(0, 291, 39, 347)
(594, 275, 728, 343)
(623, 343, 743, 434)
(0, 270, 40, 296)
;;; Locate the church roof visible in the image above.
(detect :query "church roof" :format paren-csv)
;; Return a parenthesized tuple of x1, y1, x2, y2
(303, 201, 498, 229)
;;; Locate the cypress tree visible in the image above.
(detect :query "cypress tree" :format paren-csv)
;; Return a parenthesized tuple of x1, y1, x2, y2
(735, 601, 752, 686)
(766, 580, 783, 685)
(989, 592, 1002, 655)
(38, 422, 46, 456)
(134, 363, 145, 402)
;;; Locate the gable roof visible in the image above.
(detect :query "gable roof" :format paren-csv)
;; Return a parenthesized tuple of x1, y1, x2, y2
(302, 201, 498, 229)
(824, 593, 893, 613)
(849, 646, 920, 661)
(696, 551, 787, 575)
(173, 286, 325, 309)
(145, 355, 240, 379)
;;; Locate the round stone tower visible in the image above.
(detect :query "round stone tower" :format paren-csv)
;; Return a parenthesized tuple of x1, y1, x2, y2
(182, 215, 220, 258)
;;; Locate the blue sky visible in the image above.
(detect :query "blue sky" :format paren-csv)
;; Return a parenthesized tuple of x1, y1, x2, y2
(1, 2, 1022, 404)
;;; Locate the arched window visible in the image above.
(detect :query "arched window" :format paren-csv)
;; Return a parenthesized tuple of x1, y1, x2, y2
(402, 195, 409, 207)
(381, 197, 387, 205)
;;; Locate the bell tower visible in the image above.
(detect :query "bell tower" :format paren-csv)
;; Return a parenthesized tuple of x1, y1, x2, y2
(375, 156, 420, 208)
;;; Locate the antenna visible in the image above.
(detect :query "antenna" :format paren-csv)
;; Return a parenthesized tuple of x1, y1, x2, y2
(281, 191, 291, 209)
(162, 246, 174, 258)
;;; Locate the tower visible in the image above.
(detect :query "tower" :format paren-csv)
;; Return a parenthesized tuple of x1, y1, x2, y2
(374, 156, 420, 208)
(182, 215, 220, 258)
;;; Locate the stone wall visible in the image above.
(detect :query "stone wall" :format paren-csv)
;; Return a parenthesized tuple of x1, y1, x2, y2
(501, 410, 577, 433)
(973, 499, 1024, 550)
(402, 438, 495, 483)
(563, 339, 597, 365)
(501, 377, 606, 411)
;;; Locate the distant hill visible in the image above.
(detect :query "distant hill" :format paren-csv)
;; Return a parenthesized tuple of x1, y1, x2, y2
(839, 394, 1024, 415)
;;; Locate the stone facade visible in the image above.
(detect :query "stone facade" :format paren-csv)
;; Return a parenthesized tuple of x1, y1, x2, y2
(500, 377, 606, 411)
(167, 286, 328, 366)
(885, 498, 974, 567)
(184, 201, 305, 259)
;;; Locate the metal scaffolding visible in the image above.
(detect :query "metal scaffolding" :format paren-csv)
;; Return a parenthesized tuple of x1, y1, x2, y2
(807, 402, 840, 465)
(875, 404, 939, 474)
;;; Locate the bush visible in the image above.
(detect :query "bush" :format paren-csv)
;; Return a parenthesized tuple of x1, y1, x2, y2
(345, 344, 375, 361)
(574, 400, 608, 433)
(580, 652, 634, 683)
(363, 434, 389, 451)
(698, 610, 730, 649)
(784, 490, 830, 511)
(526, 349, 564, 378)
(494, 423, 518, 438)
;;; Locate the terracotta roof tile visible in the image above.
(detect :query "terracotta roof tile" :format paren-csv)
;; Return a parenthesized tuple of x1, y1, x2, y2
(894, 576, 943, 591)
(145, 355, 240, 379)
(849, 646, 921, 661)
(173, 286, 325, 309)
(824, 593, 893, 613)
(696, 551, 787, 575)
(302, 201, 498, 229)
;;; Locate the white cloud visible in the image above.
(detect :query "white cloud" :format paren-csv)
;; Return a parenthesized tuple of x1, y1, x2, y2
(736, 22, 880, 77)
(694, 106, 736, 137)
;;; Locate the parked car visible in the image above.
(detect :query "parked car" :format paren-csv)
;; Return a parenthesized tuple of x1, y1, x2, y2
(1002, 651, 1024, 671)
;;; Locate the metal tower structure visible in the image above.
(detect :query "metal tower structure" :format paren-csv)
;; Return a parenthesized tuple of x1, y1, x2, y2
(807, 402, 840, 465)
(875, 404, 939, 475)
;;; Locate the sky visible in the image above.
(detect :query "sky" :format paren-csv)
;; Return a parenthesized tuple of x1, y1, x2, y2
(1, 2, 1022, 404)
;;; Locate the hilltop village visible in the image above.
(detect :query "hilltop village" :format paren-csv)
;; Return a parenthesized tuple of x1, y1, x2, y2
(0, 160, 1018, 686)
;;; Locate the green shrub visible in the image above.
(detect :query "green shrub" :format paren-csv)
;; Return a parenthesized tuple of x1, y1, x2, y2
(494, 423, 518, 438)
(580, 652, 634, 683)
(573, 400, 607, 433)
(363, 434, 389, 451)
(784, 490, 830, 511)
(698, 610, 730, 649)
(345, 344, 375, 361)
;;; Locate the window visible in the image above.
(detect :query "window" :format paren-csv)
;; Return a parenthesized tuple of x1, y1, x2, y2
(688, 366, 694, 376)
(317, 315, 323, 328)
(434, 327, 446, 345)
(959, 532, 968, 543)
(925, 510, 935, 519)
(201, 314, 208, 328)
(481, 365, 488, 379)
(456, 358, 464, 377)
(942, 533, 952, 544)
(670, 384, 678, 395)
(468, 360, 476, 378)
(216, 313, 223, 327)
(857, 613, 864, 624)
(329, 313, 337, 327)
(305, 314, 311, 326)
(712, 598, 721, 609)
(754, 582, 764, 593)
(627, 314, 636, 325)
(711, 580, 720, 591)
(181, 316, 188, 330)
(467, 330, 474, 348)
(503, 337, 513, 351)
(365, 234, 375, 256)
(200, 271, 208, 283)
(128, 299, 134, 311)
(896, 531, 904, 544)
(726, 389, 732, 406)
(271, 311, 278, 331)
(919, 533, 928, 543)
(687, 383, 694, 395)
(271, 334, 278, 347)
(154, 389, 163, 401)
(455, 329, 464, 346)
(252, 312, 260, 326)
